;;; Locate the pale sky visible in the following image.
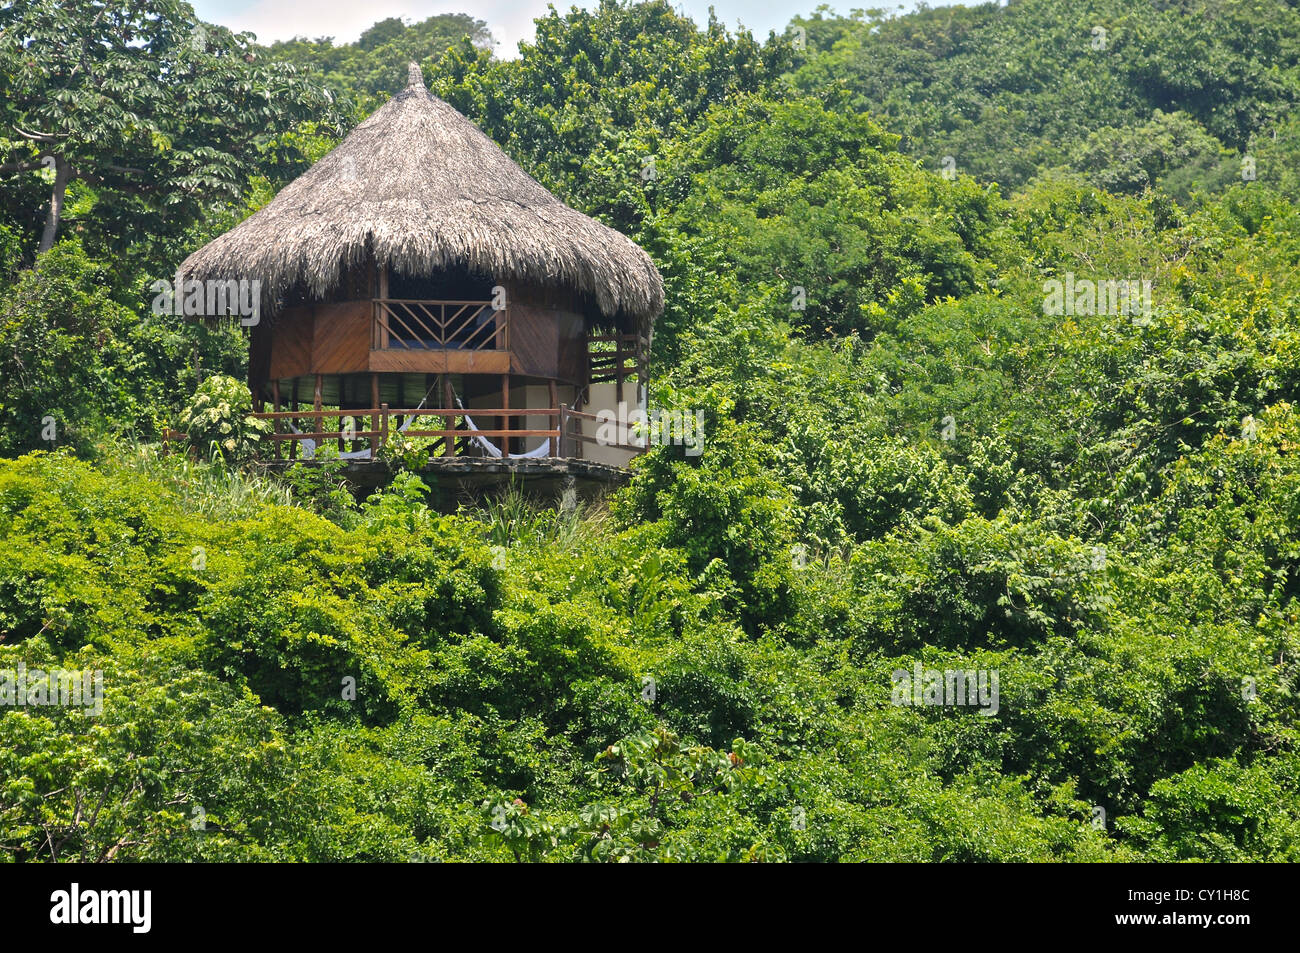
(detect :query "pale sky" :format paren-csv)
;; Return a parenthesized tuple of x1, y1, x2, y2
(191, 1, 956, 57)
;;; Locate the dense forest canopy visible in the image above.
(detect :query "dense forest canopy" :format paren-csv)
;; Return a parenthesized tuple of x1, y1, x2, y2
(0, 0, 1297, 861)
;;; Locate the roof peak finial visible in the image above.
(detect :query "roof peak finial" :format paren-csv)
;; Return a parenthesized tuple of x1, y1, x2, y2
(407, 61, 424, 89)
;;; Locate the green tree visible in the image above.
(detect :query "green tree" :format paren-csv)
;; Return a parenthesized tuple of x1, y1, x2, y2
(0, 241, 156, 454)
(265, 13, 494, 103)
(0, 0, 338, 257)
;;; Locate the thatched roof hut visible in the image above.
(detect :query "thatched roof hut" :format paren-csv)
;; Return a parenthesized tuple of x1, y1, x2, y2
(179, 62, 663, 325)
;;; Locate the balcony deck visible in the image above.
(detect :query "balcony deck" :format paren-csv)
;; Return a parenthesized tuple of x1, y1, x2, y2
(366, 299, 510, 373)
(247, 404, 645, 463)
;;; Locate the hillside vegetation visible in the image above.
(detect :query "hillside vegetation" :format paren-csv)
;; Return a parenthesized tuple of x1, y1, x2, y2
(0, 0, 1297, 861)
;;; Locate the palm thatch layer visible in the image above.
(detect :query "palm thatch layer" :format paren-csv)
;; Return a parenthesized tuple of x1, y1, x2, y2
(179, 63, 663, 323)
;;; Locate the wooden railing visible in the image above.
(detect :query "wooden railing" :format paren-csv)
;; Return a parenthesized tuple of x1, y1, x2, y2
(372, 299, 507, 351)
(587, 333, 639, 384)
(249, 405, 646, 462)
(561, 406, 647, 455)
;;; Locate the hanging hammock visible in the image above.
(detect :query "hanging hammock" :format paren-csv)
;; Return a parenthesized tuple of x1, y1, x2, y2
(454, 396, 552, 459)
(285, 386, 554, 460)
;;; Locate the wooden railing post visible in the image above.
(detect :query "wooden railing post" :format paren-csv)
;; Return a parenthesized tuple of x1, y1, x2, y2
(442, 377, 455, 457)
(370, 376, 380, 461)
(289, 379, 299, 461)
(313, 375, 323, 445)
(555, 404, 565, 458)
(271, 379, 281, 461)
(380, 403, 389, 454)
(500, 375, 510, 458)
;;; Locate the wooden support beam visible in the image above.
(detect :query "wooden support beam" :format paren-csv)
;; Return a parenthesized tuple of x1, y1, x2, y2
(335, 375, 344, 452)
(313, 374, 323, 438)
(371, 374, 380, 460)
(442, 375, 454, 456)
(500, 374, 510, 458)
(548, 379, 559, 457)
(378, 264, 389, 349)
(573, 385, 584, 459)
(289, 378, 299, 460)
(368, 349, 508, 375)
(271, 379, 281, 461)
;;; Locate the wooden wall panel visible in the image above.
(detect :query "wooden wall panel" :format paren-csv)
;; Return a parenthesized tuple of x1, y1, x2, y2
(508, 282, 589, 383)
(268, 306, 313, 380)
(508, 303, 560, 378)
(264, 281, 596, 390)
(312, 300, 371, 373)
(556, 310, 586, 383)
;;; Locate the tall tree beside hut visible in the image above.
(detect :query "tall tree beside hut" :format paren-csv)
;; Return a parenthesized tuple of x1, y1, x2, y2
(0, 0, 340, 263)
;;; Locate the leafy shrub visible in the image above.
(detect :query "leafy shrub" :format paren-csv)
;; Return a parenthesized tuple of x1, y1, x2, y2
(175, 373, 269, 463)
(614, 416, 797, 631)
(0, 241, 158, 455)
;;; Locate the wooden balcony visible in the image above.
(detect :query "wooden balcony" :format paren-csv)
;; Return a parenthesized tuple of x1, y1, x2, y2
(369, 298, 510, 373)
(259, 297, 608, 382)
(372, 299, 507, 350)
(248, 404, 645, 463)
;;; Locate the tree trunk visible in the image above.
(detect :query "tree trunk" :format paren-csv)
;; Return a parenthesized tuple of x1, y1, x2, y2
(38, 155, 70, 253)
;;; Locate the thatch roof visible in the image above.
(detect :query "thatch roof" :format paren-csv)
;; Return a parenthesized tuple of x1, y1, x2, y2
(179, 63, 663, 324)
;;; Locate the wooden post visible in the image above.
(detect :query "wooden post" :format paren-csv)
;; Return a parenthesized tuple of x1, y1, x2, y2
(335, 375, 344, 454)
(613, 335, 624, 405)
(313, 374, 323, 442)
(289, 378, 299, 461)
(573, 386, 584, 460)
(370, 374, 380, 460)
(500, 374, 510, 458)
(377, 264, 389, 349)
(556, 404, 566, 458)
(271, 379, 281, 461)
(548, 380, 559, 457)
(442, 375, 454, 457)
